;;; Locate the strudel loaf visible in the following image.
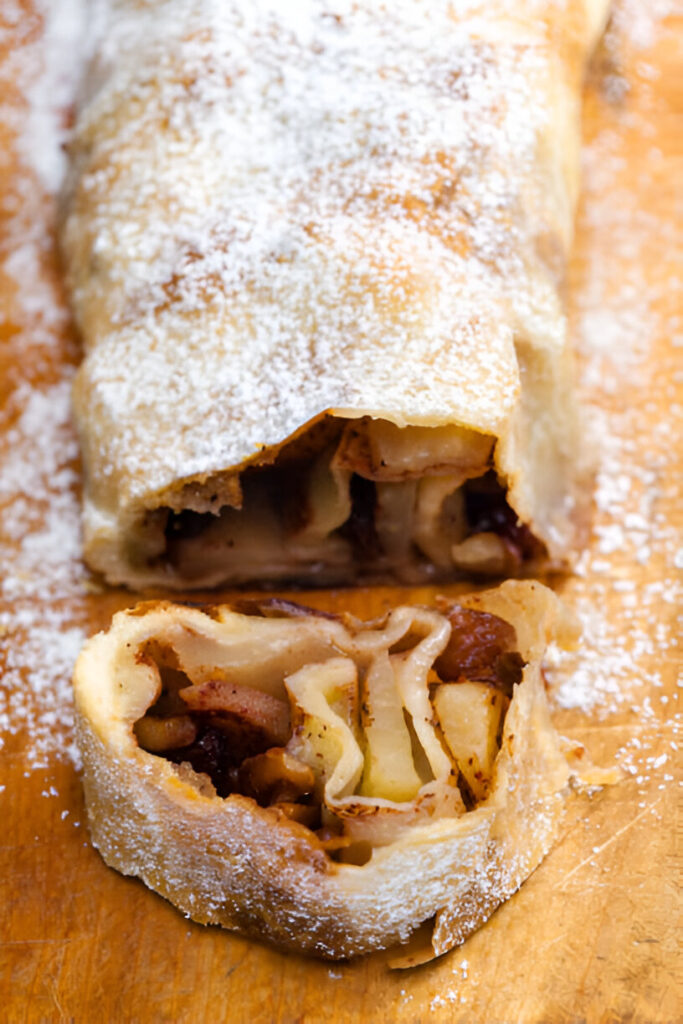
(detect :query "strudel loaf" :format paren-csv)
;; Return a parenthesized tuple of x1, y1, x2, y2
(62, 0, 609, 588)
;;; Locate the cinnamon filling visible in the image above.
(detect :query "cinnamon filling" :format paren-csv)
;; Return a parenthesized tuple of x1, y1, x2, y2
(133, 602, 525, 853)
(150, 417, 546, 585)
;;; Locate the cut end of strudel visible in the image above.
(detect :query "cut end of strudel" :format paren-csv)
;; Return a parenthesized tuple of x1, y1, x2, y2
(62, 0, 609, 590)
(72, 581, 613, 963)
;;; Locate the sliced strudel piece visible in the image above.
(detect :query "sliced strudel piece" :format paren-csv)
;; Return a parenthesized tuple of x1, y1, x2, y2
(73, 581, 610, 962)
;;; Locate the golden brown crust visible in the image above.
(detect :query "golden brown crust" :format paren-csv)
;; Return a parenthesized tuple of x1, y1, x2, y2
(73, 581, 593, 961)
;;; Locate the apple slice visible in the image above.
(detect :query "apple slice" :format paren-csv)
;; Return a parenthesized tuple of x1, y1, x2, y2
(284, 658, 363, 801)
(359, 652, 423, 802)
(432, 681, 509, 803)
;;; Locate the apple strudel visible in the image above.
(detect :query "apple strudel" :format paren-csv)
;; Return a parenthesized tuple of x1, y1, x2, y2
(62, 0, 609, 588)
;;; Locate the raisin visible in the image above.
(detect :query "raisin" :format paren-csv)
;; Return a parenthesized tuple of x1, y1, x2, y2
(434, 606, 525, 696)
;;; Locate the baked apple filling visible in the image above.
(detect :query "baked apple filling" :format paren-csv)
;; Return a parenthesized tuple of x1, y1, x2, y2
(153, 418, 546, 586)
(133, 599, 524, 857)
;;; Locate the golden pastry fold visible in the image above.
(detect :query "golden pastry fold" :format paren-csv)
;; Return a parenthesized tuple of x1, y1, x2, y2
(62, 0, 609, 588)
(73, 581, 604, 962)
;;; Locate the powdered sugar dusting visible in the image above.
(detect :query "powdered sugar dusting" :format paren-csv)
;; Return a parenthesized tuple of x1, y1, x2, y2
(0, 606, 84, 768)
(607, 0, 680, 53)
(0, 0, 88, 771)
(0, 378, 83, 599)
(63, 0, 579, 509)
(543, 3, 681, 789)
(17, 0, 88, 191)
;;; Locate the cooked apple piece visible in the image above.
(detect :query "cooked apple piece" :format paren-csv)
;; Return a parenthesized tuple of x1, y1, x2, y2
(374, 480, 418, 562)
(179, 678, 290, 747)
(134, 713, 197, 752)
(359, 652, 422, 802)
(412, 475, 468, 568)
(237, 748, 315, 805)
(450, 532, 521, 576)
(432, 681, 509, 803)
(334, 419, 494, 480)
(296, 453, 352, 540)
(285, 658, 363, 800)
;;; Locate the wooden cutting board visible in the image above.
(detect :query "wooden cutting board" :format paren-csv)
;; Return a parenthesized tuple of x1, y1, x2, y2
(0, 6, 680, 1022)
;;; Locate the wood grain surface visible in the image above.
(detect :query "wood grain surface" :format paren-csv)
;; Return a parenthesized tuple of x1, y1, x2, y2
(0, 5, 680, 1023)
